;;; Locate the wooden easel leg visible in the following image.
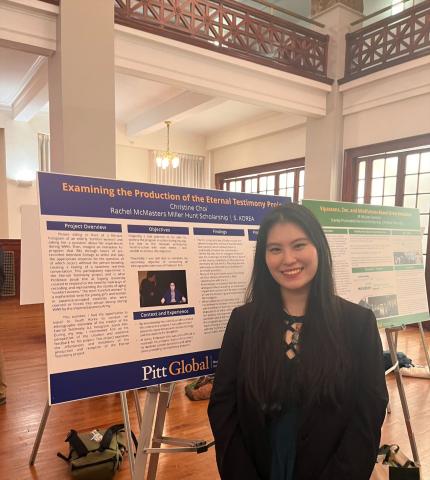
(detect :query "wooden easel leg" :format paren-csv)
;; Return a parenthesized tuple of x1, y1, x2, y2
(29, 399, 50, 465)
(121, 391, 136, 479)
(386, 328, 420, 464)
(135, 386, 159, 479)
(166, 382, 175, 408)
(133, 389, 143, 425)
(418, 322, 430, 371)
(147, 384, 171, 480)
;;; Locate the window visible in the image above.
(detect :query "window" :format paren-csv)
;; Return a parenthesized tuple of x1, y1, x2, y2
(343, 134, 430, 300)
(215, 159, 305, 203)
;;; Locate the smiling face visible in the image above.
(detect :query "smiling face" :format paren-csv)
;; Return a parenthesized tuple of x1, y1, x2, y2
(265, 221, 318, 304)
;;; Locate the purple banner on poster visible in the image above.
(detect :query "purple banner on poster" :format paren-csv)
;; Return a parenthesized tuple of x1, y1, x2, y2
(38, 172, 287, 225)
(134, 307, 195, 320)
(47, 221, 122, 232)
(128, 225, 189, 235)
(193, 227, 244, 236)
(50, 348, 219, 404)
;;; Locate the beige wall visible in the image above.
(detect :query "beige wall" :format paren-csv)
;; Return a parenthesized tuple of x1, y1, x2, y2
(2, 85, 430, 238)
(1, 112, 209, 237)
(6, 183, 38, 238)
(343, 93, 430, 150)
(211, 126, 306, 175)
(116, 145, 150, 183)
(116, 125, 207, 157)
(210, 91, 430, 201)
(0, 111, 46, 238)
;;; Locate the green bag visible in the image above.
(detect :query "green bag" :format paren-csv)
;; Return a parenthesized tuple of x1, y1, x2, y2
(58, 424, 131, 480)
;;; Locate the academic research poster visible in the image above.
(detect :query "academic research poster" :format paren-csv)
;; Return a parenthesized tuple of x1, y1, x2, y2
(303, 200, 430, 329)
(38, 172, 286, 404)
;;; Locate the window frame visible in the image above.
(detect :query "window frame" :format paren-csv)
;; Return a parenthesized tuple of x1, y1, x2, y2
(215, 158, 305, 202)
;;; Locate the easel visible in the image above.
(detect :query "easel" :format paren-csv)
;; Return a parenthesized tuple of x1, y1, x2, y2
(30, 383, 215, 480)
(29, 389, 143, 466)
(133, 383, 214, 480)
(384, 321, 430, 465)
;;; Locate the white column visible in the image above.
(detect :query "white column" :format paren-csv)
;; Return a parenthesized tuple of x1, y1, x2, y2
(48, 0, 116, 178)
(304, 4, 362, 200)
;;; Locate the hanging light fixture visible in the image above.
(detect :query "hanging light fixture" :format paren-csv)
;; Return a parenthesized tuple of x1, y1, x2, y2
(156, 121, 180, 169)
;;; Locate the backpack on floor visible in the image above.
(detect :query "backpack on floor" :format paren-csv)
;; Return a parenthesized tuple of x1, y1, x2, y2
(377, 444, 420, 480)
(57, 424, 134, 480)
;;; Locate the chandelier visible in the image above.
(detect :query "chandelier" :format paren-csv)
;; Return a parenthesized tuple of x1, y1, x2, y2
(155, 121, 180, 169)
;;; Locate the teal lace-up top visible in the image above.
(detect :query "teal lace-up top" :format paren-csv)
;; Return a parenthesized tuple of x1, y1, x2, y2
(269, 312, 304, 480)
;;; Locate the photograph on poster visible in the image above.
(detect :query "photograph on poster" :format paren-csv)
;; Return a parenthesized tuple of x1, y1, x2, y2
(393, 251, 423, 265)
(365, 294, 399, 318)
(138, 270, 188, 307)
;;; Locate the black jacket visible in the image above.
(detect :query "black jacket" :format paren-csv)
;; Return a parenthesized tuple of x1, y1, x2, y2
(208, 298, 388, 480)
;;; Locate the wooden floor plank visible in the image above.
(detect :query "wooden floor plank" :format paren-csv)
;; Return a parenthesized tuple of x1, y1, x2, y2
(0, 297, 429, 479)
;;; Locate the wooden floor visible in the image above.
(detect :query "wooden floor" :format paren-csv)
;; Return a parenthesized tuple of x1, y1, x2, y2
(0, 298, 430, 479)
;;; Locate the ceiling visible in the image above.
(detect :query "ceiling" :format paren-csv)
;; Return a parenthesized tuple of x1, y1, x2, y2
(0, 47, 43, 106)
(0, 1, 395, 139)
(0, 44, 278, 141)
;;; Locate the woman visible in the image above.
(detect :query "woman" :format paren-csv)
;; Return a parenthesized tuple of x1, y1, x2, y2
(208, 204, 388, 480)
(161, 282, 186, 305)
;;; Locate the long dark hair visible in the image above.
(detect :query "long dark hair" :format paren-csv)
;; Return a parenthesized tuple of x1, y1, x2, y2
(241, 203, 348, 411)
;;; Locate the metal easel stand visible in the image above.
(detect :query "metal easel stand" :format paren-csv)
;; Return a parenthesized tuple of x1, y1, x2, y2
(29, 390, 143, 468)
(29, 399, 50, 466)
(133, 383, 214, 480)
(385, 326, 420, 465)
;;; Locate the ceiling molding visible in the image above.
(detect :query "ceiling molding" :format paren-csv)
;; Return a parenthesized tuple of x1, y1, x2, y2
(0, 103, 12, 113)
(0, 0, 57, 54)
(341, 60, 430, 116)
(126, 92, 224, 136)
(12, 55, 48, 121)
(9, 54, 45, 104)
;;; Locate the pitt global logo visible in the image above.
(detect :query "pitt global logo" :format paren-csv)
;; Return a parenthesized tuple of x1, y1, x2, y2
(142, 355, 212, 382)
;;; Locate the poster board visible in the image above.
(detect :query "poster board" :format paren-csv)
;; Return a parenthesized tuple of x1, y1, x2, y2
(303, 200, 430, 329)
(38, 172, 286, 404)
(20, 205, 44, 305)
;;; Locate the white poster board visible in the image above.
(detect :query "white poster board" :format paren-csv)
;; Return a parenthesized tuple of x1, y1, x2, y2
(303, 200, 429, 328)
(20, 205, 44, 305)
(38, 172, 286, 404)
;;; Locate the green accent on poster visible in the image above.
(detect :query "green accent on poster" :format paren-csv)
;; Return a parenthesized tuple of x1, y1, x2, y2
(303, 200, 420, 230)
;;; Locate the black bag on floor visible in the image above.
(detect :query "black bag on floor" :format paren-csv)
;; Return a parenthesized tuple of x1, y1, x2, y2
(378, 444, 420, 480)
(383, 351, 413, 370)
(57, 424, 135, 480)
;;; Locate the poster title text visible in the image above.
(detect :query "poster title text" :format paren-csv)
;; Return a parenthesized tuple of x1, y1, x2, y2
(61, 182, 281, 209)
